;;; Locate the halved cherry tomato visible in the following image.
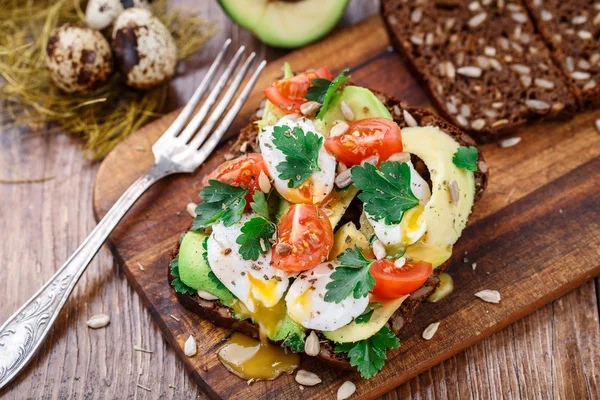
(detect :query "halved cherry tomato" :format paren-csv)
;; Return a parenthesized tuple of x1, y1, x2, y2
(370, 259, 432, 299)
(324, 118, 403, 166)
(203, 153, 269, 208)
(264, 67, 332, 114)
(272, 204, 333, 272)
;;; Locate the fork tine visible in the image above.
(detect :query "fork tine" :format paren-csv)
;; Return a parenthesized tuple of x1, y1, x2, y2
(157, 39, 231, 145)
(176, 46, 247, 144)
(191, 59, 267, 164)
(188, 52, 257, 149)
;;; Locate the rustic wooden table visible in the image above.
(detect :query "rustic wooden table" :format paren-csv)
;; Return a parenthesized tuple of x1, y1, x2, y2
(1, 1, 598, 399)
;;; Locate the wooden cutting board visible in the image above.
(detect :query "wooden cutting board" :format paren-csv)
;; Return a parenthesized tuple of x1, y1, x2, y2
(93, 15, 600, 400)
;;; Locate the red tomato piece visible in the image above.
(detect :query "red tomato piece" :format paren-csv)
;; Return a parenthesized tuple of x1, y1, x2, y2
(264, 67, 332, 114)
(203, 153, 269, 208)
(370, 259, 432, 299)
(272, 204, 333, 272)
(324, 118, 403, 166)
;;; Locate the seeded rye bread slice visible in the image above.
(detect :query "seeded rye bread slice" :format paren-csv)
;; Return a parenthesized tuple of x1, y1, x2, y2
(524, 0, 600, 109)
(168, 93, 488, 370)
(382, 0, 577, 142)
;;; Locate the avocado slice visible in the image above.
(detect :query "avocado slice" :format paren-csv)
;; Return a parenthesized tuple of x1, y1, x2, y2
(219, 0, 349, 49)
(322, 295, 409, 343)
(178, 231, 235, 305)
(319, 86, 393, 135)
(401, 126, 475, 268)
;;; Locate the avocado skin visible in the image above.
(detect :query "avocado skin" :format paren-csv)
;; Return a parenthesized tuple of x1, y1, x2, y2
(218, 0, 349, 49)
(178, 231, 235, 306)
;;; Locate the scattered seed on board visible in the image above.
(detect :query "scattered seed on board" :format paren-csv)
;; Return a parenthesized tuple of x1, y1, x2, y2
(403, 109, 418, 127)
(184, 335, 197, 357)
(341, 101, 355, 121)
(86, 314, 110, 329)
(337, 381, 356, 400)
(186, 202, 197, 218)
(295, 370, 322, 386)
(422, 322, 440, 340)
(304, 331, 321, 356)
(499, 137, 521, 148)
(475, 289, 501, 303)
(133, 345, 153, 353)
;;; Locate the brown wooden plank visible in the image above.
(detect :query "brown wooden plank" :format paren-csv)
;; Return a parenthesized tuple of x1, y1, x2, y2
(90, 14, 600, 400)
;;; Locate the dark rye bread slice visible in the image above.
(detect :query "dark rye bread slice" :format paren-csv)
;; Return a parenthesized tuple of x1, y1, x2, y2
(524, 0, 600, 109)
(169, 94, 489, 370)
(381, 0, 577, 142)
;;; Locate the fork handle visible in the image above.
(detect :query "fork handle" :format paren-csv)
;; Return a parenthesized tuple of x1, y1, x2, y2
(0, 164, 171, 391)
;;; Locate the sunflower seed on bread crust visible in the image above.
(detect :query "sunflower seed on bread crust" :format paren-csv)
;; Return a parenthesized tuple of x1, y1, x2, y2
(382, 0, 576, 141)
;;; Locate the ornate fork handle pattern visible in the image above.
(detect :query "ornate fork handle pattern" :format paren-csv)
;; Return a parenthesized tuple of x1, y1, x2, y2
(0, 164, 171, 390)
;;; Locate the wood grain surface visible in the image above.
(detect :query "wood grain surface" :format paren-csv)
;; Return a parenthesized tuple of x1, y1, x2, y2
(0, 1, 598, 399)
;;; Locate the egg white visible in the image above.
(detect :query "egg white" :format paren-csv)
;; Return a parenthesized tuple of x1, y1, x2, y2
(285, 262, 369, 331)
(367, 161, 431, 247)
(259, 115, 336, 205)
(206, 214, 292, 312)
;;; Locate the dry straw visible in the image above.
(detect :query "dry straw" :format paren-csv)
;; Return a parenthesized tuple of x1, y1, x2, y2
(0, 0, 213, 160)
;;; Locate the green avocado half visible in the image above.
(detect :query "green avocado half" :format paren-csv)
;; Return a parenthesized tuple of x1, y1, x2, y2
(219, 0, 349, 48)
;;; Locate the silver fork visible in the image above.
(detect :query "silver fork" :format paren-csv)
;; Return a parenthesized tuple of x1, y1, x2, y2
(0, 39, 266, 391)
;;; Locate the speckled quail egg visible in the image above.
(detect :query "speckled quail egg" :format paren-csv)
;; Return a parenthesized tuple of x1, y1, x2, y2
(85, 0, 152, 30)
(45, 24, 114, 93)
(111, 8, 177, 89)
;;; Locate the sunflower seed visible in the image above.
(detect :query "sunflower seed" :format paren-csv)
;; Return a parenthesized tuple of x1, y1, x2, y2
(372, 239, 387, 260)
(401, 110, 417, 127)
(492, 119, 509, 128)
(484, 46, 496, 56)
(578, 30, 593, 40)
(468, 12, 488, 28)
(595, 119, 600, 133)
(506, 3, 521, 11)
(469, 1, 481, 11)
(460, 104, 471, 117)
(330, 121, 349, 137)
(578, 59, 591, 70)
(492, 102, 504, 109)
(422, 322, 441, 340)
(197, 290, 219, 301)
(446, 102, 458, 114)
(304, 331, 321, 356)
(520, 33, 531, 44)
(337, 381, 357, 400)
(387, 153, 411, 164)
(295, 370, 322, 386)
(457, 66, 483, 78)
(552, 102, 565, 113)
(476, 56, 490, 69)
(456, 51, 465, 66)
(425, 33, 434, 45)
(335, 169, 353, 189)
(572, 71, 591, 80)
(448, 180, 460, 206)
(86, 314, 110, 329)
(300, 101, 321, 116)
(471, 118, 486, 131)
(478, 160, 489, 173)
(456, 114, 469, 127)
(484, 109, 499, 118)
(475, 289, 501, 303)
(499, 137, 521, 148)
(591, 53, 600, 65)
(489, 59, 503, 71)
(446, 61, 456, 80)
(572, 15, 587, 25)
(411, 8, 423, 23)
(525, 99, 551, 112)
(594, 13, 600, 25)
(520, 75, 532, 88)
(513, 26, 522, 40)
(410, 35, 424, 45)
(511, 12, 528, 23)
(184, 335, 197, 357)
(186, 202, 197, 218)
(510, 64, 531, 75)
(258, 171, 271, 194)
(566, 57, 575, 71)
(534, 78, 554, 89)
(445, 18, 456, 30)
(498, 37, 510, 50)
(583, 80, 597, 90)
(361, 155, 379, 166)
(239, 141, 249, 153)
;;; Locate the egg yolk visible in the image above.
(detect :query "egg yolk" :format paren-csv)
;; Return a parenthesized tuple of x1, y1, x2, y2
(400, 204, 426, 244)
(404, 238, 452, 268)
(218, 332, 300, 381)
(291, 287, 313, 321)
(247, 274, 281, 308)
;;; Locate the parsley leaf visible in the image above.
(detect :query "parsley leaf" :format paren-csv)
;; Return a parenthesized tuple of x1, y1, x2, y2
(334, 327, 400, 379)
(272, 125, 323, 188)
(351, 161, 419, 225)
(281, 333, 305, 353)
(355, 302, 383, 324)
(192, 180, 248, 229)
(452, 146, 478, 171)
(250, 191, 270, 221)
(304, 69, 350, 119)
(170, 258, 196, 295)
(324, 246, 376, 303)
(236, 217, 275, 261)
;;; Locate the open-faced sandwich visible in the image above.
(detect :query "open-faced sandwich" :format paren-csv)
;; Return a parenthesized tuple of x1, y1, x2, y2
(169, 64, 488, 381)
